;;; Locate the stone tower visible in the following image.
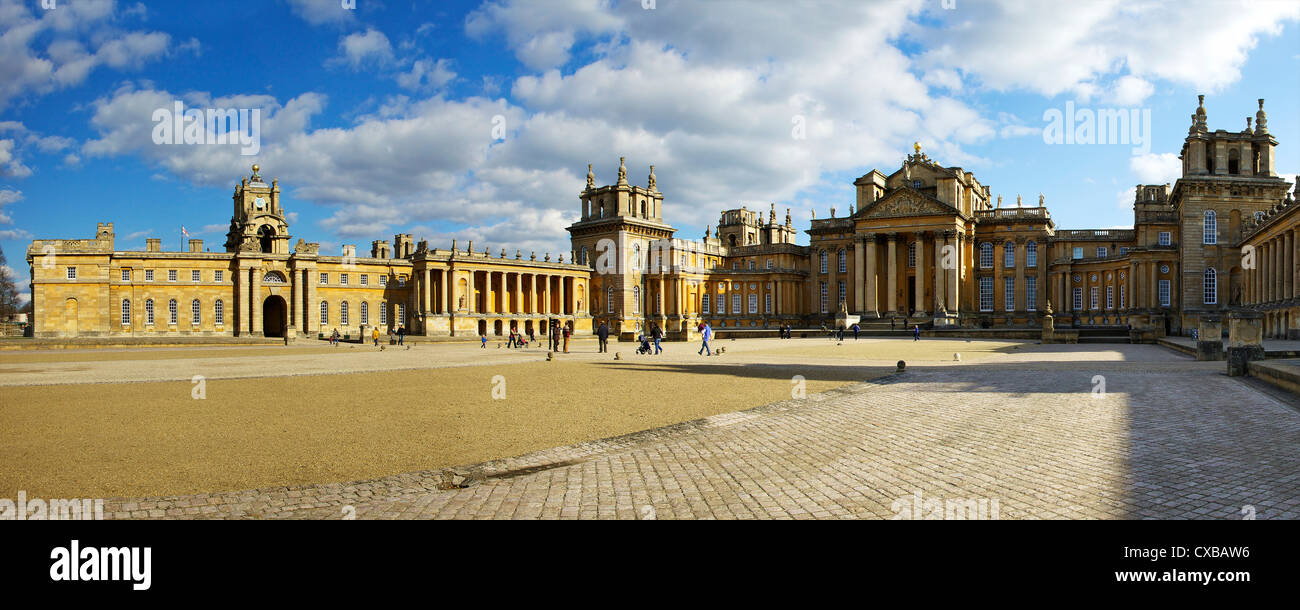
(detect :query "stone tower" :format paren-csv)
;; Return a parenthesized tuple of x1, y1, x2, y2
(224, 164, 291, 254)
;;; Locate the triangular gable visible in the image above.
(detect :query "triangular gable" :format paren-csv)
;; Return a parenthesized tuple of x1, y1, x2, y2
(858, 187, 959, 219)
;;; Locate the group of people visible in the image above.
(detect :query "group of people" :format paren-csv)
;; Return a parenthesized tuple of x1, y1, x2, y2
(479, 322, 570, 352)
(636, 323, 664, 355)
(327, 326, 406, 347)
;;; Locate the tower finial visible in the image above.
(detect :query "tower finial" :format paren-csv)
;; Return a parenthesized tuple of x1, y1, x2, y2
(648, 164, 656, 190)
(617, 156, 627, 185)
(1255, 98, 1268, 134)
(586, 163, 594, 189)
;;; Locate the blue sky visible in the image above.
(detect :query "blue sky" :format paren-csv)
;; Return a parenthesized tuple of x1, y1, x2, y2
(2, 0, 1298, 301)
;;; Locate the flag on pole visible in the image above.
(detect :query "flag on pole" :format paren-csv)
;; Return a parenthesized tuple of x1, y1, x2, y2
(181, 226, 189, 237)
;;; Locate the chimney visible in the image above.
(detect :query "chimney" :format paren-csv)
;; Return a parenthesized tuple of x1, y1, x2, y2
(146, 238, 162, 252)
(189, 239, 203, 253)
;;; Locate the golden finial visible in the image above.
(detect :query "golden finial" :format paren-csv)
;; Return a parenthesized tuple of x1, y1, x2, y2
(913, 141, 921, 154)
(252, 164, 260, 173)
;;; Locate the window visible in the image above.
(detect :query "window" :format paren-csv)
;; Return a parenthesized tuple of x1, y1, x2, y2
(908, 243, 916, 268)
(819, 251, 828, 274)
(121, 269, 130, 281)
(1072, 287, 1083, 310)
(1004, 276, 1015, 311)
(1026, 277, 1037, 311)
(819, 282, 828, 313)
(1158, 280, 1170, 307)
(398, 277, 406, 288)
(360, 275, 368, 286)
(633, 286, 641, 314)
(702, 293, 711, 314)
(145, 299, 154, 325)
(1203, 210, 1217, 245)
(1106, 285, 1114, 309)
(320, 301, 329, 324)
(396, 303, 405, 326)
(748, 293, 758, 314)
(765, 259, 773, 270)
(360, 302, 368, 324)
(1203, 268, 1217, 305)
(747, 260, 755, 270)
(632, 244, 641, 270)
(1026, 241, 1037, 267)
(607, 287, 615, 313)
(838, 281, 846, 306)
(168, 299, 177, 325)
(1072, 247, 1083, 259)
(341, 302, 349, 326)
(145, 269, 154, 282)
(341, 274, 349, 286)
(191, 270, 200, 282)
(732, 262, 739, 270)
(379, 302, 387, 325)
(1120, 285, 1126, 309)
(1090, 287, 1098, 310)
(214, 300, 224, 326)
(214, 270, 223, 282)
(168, 269, 177, 282)
(121, 299, 131, 325)
(1158, 232, 1171, 246)
(1096, 247, 1108, 258)
(320, 273, 328, 285)
(191, 299, 201, 326)
(979, 277, 993, 311)
(380, 276, 388, 287)
(838, 249, 847, 273)
(980, 243, 993, 268)
(1004, 242, 1015, 268)
(66, 267, 76, 279)
(765, 293, 772, 314)
(732, 293, 741, 314)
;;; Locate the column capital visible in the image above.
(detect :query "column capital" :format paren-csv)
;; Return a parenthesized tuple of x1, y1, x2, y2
(886, 232, 898, 241)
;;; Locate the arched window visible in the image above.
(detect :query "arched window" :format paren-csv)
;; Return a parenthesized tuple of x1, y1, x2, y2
(191, 299, 201, 326)
(1026, 241, 1038, 267)
(1203, 268, 1217, 305)
(606, 287, 614, 313)
(168, 299, 178, 325)
(320, 301, 329, 324)
(341, 301, 349, 326)
(121, 299, 131, 325)
(633, 286, 641, 314)
(1004, 241, 1015, 268)
(360, 302, 368, 325)
(819, 250, 828, 274)
(632, 244, 641, 269)
(980, 242, 993, 268)
(145, 299, 155, 326)
(838, 249, 847, 273)
(1203, 210, 1217, 244)
(214, 300, 224, 326)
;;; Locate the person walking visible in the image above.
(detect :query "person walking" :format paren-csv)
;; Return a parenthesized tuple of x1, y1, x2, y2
(507, 328, 517, 349)
(852, 323, 860, 341)
(698, 323, 713, 356)
(651, 323, 663, 355)
(562, 325, 570, 353)
(528, 328, 536, 345)
(597, 322, 609, 353)
(388, 327, 395, 345)
(913, 324, 920, 341)
(480, 333, 487, 348)
(372, 326, 380, 347)
(398, 326, 405, 346)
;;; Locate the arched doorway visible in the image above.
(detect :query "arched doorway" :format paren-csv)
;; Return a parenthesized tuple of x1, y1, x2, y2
(63, 298, 78, 336)
(263, 295, 287, 337)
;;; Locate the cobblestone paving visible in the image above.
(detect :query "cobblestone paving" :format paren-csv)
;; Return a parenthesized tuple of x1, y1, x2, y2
(100, 356, 1300, 520)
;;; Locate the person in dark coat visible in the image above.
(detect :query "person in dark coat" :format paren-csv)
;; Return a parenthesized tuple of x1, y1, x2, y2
(597, 322, 610, 353)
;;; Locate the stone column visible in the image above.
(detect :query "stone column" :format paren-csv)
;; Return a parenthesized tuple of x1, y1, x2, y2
(1285, 231, 1294, 300)
(913, 232, 925, 316)
(948, 232, 959, 313)
(560, 275, 568, 316)
(236, 262, 250, 336)
(467, 269, 476, 313)
(513, 272, 521, 314)
(290, 267, 301, 334)
(886, 233, 898, 315)
(444, 269, 454, 314)
(774, 280, 782, 315)
(933, 236, 944, 314)
(863, 235, 878, 317)
(854, 239, 865, 313)
(250, 265, 262, 335)
(1150, 261, 1159, 308)
(305, 267, 316, 333)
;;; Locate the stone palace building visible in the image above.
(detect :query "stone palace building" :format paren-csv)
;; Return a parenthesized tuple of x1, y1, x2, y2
(24, 95, 1300, 341)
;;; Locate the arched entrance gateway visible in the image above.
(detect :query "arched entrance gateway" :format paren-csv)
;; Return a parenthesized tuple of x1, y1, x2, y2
(262, 295, 287, 337)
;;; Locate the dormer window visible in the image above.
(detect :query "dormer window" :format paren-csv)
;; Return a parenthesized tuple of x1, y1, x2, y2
(912, 181, 922, 189)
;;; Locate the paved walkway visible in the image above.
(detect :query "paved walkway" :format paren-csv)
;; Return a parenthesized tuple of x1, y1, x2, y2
(100, 356, 1300, 520)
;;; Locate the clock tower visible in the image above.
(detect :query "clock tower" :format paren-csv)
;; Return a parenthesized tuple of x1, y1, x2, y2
(225, 164, 291, 254)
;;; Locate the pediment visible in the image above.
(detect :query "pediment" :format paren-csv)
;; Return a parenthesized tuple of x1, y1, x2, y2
(858, 188, 958, 219)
